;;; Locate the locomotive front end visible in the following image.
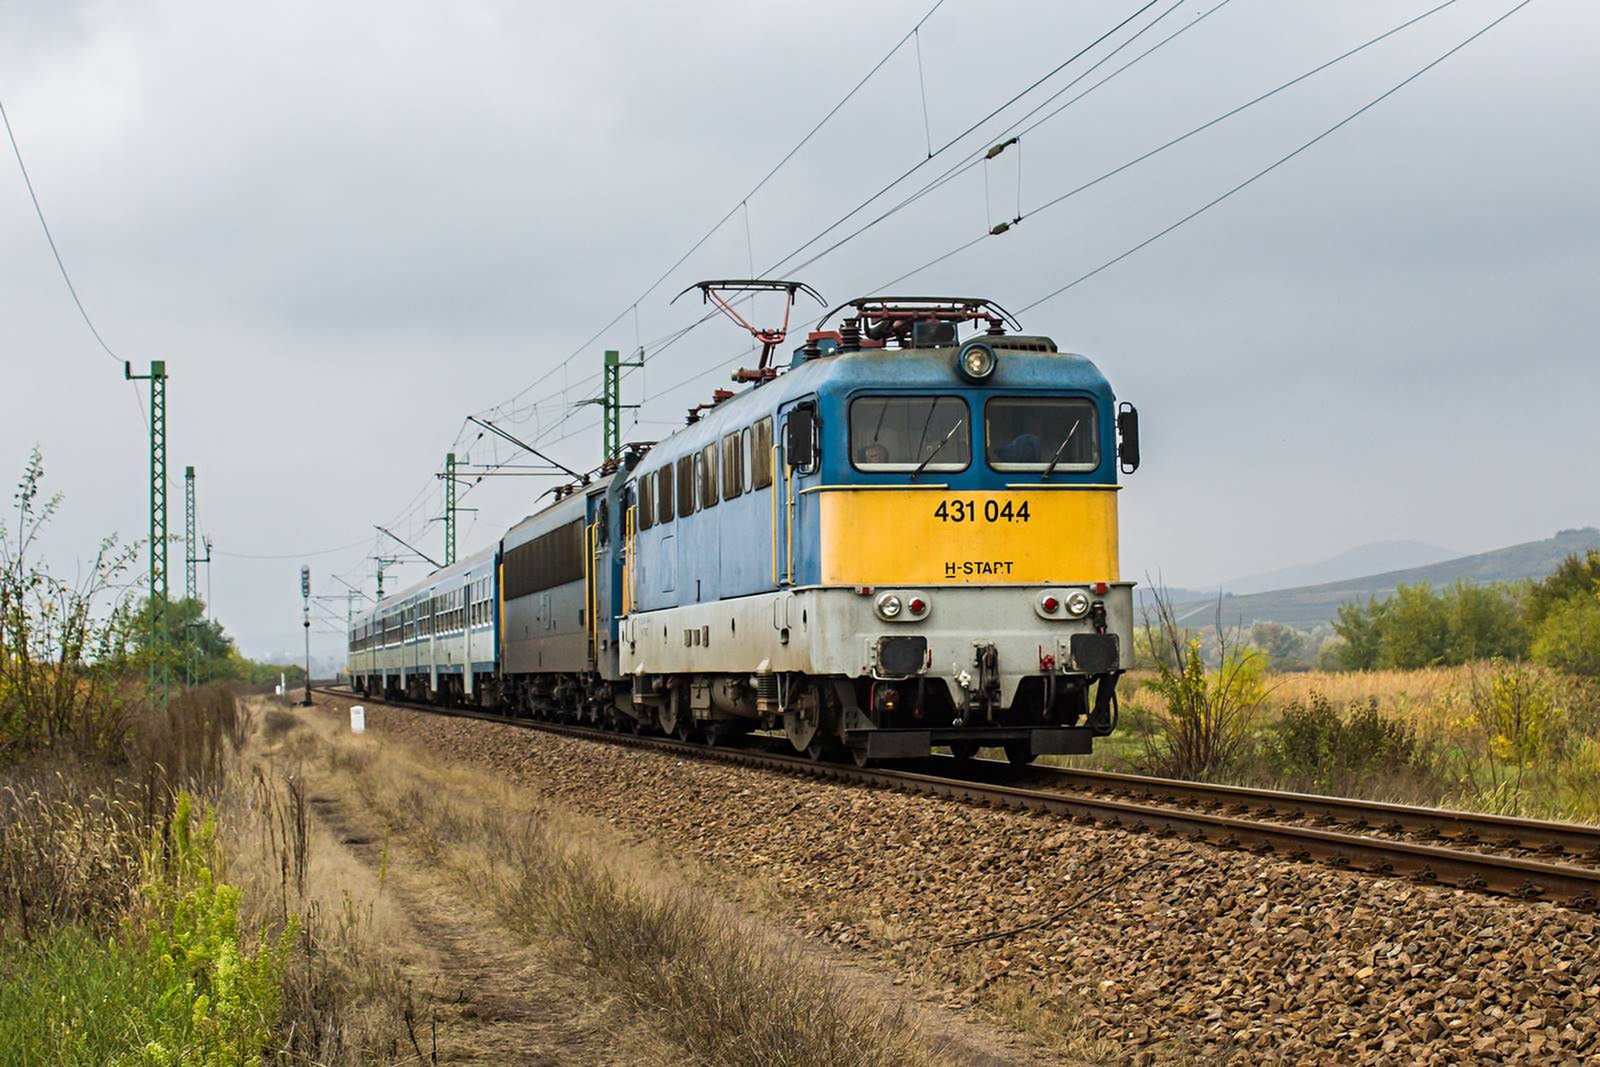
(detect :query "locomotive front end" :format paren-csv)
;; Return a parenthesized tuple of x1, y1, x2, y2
(788, 299, 1139, 764)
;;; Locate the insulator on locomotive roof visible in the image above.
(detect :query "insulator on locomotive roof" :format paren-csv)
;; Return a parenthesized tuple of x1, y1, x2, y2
(838, 317, 861, 353)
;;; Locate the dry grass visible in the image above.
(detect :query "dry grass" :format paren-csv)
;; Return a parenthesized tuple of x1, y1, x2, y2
(1113, 662, 1600, 821)
(2, 691, 416, 1064)
(1259, 667, 1474, 728)
(0, 685, 251, 941)
(293, 711, 936, 1067)
(232, 706, 417, 1064)
(0, 769, 146, 939)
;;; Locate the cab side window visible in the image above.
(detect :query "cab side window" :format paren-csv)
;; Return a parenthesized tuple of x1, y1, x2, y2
(750, 417, 774, 489)
(657, 465, 675, 523)
(638, 474, 654, 530)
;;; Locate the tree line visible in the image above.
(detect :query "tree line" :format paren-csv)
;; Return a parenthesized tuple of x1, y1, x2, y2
(1331, 551, 1600, 675)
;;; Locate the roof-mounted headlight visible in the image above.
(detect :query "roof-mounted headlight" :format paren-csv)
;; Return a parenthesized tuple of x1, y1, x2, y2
(957, 342, 997, 382)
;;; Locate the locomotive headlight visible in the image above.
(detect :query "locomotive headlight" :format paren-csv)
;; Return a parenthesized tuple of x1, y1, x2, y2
(957, 342, 997, 382)
(877, 594, 903, 619)
(1064, 590, 1091, 618)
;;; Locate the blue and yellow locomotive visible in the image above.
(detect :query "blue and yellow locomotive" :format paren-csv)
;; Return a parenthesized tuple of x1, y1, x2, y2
(349, 296, 1140, 764)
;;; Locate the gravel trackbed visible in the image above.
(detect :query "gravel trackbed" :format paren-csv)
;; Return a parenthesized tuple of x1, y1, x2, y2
(347, 699, 1600, 1064)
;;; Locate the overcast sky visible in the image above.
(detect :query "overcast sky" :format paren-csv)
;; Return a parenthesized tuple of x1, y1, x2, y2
(3, 0, 1596, 662)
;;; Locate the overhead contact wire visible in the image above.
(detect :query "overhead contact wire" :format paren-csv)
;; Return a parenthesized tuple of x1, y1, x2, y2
(881, 0, 1475, 292)
(1020, 0, 1537, 312)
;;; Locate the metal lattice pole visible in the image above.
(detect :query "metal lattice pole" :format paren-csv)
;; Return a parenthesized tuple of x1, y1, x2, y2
(444, 452, 457, 566)
(184, 466, 198, 601)
(126, 361, 169, 706)
(184, 466, 206, 686)
(602, 349, 642, 461)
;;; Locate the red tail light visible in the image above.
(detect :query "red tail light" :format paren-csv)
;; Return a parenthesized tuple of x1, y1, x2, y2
(1041, 595, 1060, 613)
(1092, 582, 1111, 596)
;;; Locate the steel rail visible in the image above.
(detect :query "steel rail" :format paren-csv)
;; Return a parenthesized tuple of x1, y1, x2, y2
(932, 759, 1600, 860)
(310, 688, 1600, 910)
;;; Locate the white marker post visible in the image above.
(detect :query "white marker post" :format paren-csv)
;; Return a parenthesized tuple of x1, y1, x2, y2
(350, 705, 366, 734)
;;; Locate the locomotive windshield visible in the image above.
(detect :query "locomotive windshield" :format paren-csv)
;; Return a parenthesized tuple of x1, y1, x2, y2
(985, 397, 1099, 472)
(849, 395, 971, 472)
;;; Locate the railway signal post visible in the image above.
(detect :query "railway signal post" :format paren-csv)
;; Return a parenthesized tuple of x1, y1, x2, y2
(300, 564, 312, 706)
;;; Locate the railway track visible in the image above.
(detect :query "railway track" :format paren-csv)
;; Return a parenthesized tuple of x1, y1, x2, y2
(942, 760, 1600, 863)
(310, 687, 1600, 911)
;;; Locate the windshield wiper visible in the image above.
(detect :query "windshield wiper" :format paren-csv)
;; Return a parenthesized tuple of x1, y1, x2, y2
(915, 419, 960, 483)
(1041, 420, 1081, 482)
(911, 417, 965, 480)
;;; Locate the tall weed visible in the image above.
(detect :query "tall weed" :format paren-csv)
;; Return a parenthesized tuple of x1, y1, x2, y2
(1136, 591, 1267, 780)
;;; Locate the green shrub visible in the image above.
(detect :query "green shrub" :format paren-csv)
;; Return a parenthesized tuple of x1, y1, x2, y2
(135, 793, 293, 1065)
(1468, 662, 1563, 767)
(1267, 692, 1432, 795)
(0, 793, 292, 1066)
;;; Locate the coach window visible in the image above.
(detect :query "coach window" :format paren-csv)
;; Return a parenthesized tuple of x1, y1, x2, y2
(722, 432, 742, 499)
(656, 466, 674, 524)
(638, 474, 654, 530)
(700, 443, 719, 509)
(849, 395, 970, 472)
(750, 417, 774, 488)
(984, 397, 1099, 473)
(677, 454, 696, 516)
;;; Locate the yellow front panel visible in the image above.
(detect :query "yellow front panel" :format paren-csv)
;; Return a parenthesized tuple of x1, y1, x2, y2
(817, 488, 1119, 586)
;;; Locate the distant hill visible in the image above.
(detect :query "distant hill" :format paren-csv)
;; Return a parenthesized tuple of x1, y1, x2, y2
(1171, 528, 1600, 629)
(1222, 540, 1459, 596)
(1133, 585, 1216, 612)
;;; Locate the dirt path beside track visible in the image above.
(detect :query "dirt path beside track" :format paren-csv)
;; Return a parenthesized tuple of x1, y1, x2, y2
(272, 699, 1048, 1065)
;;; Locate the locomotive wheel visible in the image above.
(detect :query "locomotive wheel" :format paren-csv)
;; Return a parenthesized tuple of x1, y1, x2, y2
(949, 741, 981, 761)
(805, 737, 836, 762)
(847, 742, 871, 768)
(1002, 740, 1037, 766)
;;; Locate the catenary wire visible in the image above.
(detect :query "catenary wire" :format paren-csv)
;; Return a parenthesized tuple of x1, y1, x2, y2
(603, 0, 1516, 421)
(1019, 0, 1536, 313)
(463, 0, 1178, 465)
(469, 0, 1160, 457)
(475, 0, 954, 423)
(0, 95, 123, 365)
(762, 0, 1168, 278)
(781, 0, 1224, 280)
(866, 0, 1475, 295)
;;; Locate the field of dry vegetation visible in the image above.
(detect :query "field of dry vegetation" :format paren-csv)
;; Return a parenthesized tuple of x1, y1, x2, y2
(1079, 659, 1600, 821)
